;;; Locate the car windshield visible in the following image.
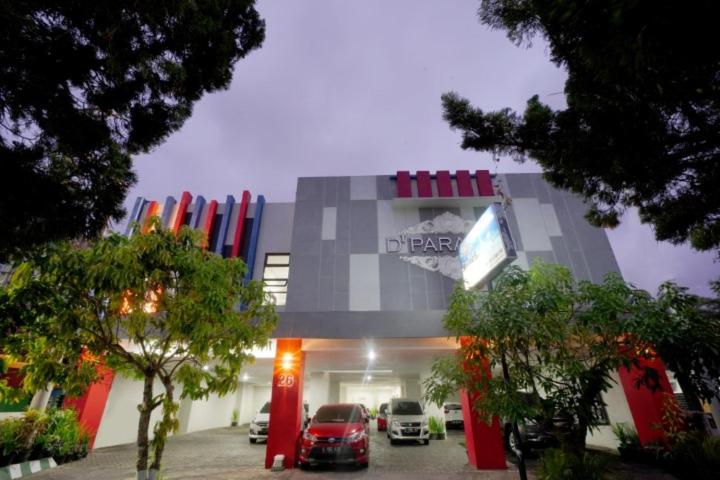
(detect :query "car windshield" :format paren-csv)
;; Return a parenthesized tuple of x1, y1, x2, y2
(446, 404, 461, 411)
(379, 403, 388, 414)
(260, 402, 271, 414)
(392, 401, 423, 415)
(314, 405, 362, 423)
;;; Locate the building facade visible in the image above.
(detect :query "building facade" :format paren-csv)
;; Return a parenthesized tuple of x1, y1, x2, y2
(11, 170, 683, 468)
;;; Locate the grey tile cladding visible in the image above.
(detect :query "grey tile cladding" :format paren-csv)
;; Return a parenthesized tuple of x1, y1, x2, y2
(284, 174, 621, 330)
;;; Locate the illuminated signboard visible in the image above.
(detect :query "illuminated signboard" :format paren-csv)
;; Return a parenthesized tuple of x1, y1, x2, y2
(459, 203, 517, 290)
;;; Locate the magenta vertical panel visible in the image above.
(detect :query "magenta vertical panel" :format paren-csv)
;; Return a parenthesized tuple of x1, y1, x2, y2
(396, 171, 411, 197)
(475, 170, 495, 196)
(436, 170, 453, 197)
(172, 191, 193, 234)
(456, 170, 474, 197)
(231, 190, 251, 258)
(416, 171, 432, 197)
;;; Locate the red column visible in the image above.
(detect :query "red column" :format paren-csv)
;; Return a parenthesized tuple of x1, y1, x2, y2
(63, 360, 114, 449)
(618, 356, 675, 446)
(459, 338, 507, 470)
(265, 339, 305, 469)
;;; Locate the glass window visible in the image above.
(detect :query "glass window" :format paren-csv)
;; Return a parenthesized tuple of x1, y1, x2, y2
(262, 254, 289, 306)
(314, 405, 362, 423)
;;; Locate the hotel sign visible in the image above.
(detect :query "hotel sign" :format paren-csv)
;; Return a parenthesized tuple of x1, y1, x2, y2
(384, 212, 476, 280)
(459, 203, 517, 290)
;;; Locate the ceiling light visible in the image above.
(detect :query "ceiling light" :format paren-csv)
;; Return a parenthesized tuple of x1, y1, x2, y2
(368, 350, 376, 360)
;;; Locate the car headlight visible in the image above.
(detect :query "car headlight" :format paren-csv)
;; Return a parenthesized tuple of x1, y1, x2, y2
(303, 431, 317, 442)
(422, 419, 428, 427)
(347, 430, 365, 442)
(391, 420, 400, 428)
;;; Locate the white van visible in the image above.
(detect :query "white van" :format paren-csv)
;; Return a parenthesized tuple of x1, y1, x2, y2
(386, 398, 429, 445)
(249, 401, 271, 443)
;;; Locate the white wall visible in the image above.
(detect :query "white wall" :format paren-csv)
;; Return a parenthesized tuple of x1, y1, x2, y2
(252, 385, 272, 415)
(586, 372, 635, 451)
(341, 383, 401, 410)
(185, 390, 237, 433)
(237, 383, 256, 425)
(95, 374, 170, 449)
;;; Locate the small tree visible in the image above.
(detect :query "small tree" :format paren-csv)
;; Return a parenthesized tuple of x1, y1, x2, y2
(628, 281, 720, 413)
(0, 221, 277, 479)
(424, 261, 653, 455)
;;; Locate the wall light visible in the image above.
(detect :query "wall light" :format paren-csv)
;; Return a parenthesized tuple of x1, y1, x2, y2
(242, 373, 249, 381)
(282, 352, 293, 370)
(366, 375, 372, 381)
(368, 350, 376, 361)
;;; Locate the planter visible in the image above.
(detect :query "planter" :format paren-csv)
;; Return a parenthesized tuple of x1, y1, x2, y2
(0, 457, 57, 480)
(230, 421, 238, 427)
(429, 433, 446, 440)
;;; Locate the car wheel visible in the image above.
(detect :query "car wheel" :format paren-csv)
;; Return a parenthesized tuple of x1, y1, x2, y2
(359, 462, 369, 469)
(424, 439, 429, 445)
(249, 437, 256, 444)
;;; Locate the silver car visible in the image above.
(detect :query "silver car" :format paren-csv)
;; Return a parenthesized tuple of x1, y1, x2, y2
(386, 398, 429, 445)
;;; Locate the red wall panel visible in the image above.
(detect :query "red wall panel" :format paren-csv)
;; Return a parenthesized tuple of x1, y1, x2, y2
(416, 171, 432, 197)
(456, 170, 474, 197)
(475, 170, 494, 196)
(436, 170, 453, 197)
(396, 171, 412, 197)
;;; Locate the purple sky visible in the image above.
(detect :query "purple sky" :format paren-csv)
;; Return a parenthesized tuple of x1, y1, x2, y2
(126, 0, 718, 297)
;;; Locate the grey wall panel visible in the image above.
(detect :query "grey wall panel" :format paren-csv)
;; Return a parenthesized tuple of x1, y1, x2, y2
(274, 311, 447, 338)
(323, 177, 339, 207)
(317, 276, 334, 312)
(338, 177, 351, 202)
(525, 250, 557, 267)
(349, 200, 378, 254)
(252, 203, 295, 281)
(334, 201, 350, 255)
(297, 177, 324, 202)
(333, 292, 349, 311)
(291, 200, 323, 256)
(505, 174, 535, 198)
(410, 275, 428, 310)
(333, 255, 349, 293)
(531, 174, 553, 204)
(350, 176, 378, 200)
(319, 240, 335, 277)
(512, 198, 553, 251)
(379, 254, 412, 311)
(376, 175, 395, 200)
(550, 236, 573, 272)
(285, 254, 320, 311)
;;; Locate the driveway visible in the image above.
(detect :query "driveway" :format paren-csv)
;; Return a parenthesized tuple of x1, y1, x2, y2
(26, 424, 525, 479)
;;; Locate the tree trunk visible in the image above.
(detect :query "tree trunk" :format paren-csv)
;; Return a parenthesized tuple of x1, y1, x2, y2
(149, 376, 176, 477)
(136, 373, 156, 480)
(560, 420, 588, 457)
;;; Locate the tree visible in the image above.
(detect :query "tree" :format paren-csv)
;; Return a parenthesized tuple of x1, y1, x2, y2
(441, 0, 720, 252)
(628, 281, 720, 413)
(423, 261, 653, 455)
(0, 221, 278, 479)
(0, 1, 266, 260)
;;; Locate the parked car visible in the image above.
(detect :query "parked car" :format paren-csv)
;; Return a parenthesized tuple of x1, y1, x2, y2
(443, 403, 463, 429)
(386, 398, 429, 445)
(249, 401, 309, 444)
(249, 401, 271, 443)
(377, 402, 389, 431)
(358, 403, 371, 422)
(502, 393, 569, 453)
(298, 403, 369, 468)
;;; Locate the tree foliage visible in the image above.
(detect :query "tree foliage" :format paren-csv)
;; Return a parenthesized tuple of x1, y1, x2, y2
(442, 0, 720, 251)
(423, 261, 655, 454)
(628, 281, 720, 412)
(0, 1, 266, 259)
(0, 221, 278, 477)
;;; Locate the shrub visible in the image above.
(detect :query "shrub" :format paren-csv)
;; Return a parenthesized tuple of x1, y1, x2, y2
(1, 408, 89, 467)
(668, 431, 720, 478)
(612, 423, 640, 449)
(35, 408, 90, 463)
(428, 416, 445, 436)
(538, 449, 608, 480)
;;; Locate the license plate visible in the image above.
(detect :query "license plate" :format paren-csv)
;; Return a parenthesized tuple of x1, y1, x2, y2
(407, 428, 419, 433)
(322, 446, 339, 454)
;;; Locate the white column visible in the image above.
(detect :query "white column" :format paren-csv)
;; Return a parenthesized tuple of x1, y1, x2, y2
(308, 372, 330, 416)
(29, 384, 53, 410)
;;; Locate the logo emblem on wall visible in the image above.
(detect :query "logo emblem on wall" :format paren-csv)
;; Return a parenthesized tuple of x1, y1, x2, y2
(385, 212, 476, 280)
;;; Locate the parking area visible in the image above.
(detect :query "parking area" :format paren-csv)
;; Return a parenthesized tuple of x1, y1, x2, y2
(27, 422, 524, 480)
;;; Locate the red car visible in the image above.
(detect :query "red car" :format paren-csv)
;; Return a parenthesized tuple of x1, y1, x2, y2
(377, 402, 388, 431)
(298, 404, 369, 469)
